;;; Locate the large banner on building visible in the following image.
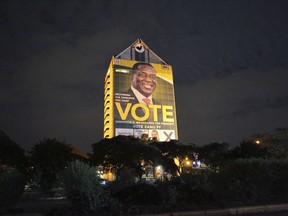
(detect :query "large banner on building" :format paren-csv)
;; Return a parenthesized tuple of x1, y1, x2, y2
(113, 59, 178, 141)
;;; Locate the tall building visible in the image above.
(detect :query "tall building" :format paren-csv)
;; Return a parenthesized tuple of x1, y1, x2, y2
(104, 39, 178, 141)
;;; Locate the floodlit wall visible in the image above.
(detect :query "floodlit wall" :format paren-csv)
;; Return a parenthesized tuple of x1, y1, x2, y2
(103, 59, 114, 138)
(111, 58, 178, 141)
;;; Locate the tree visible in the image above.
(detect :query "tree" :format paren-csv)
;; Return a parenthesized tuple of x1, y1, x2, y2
(0, 130, 26, 171)
(270, 128, 288, 159)
(150, 140, 195, 174)
(91, 136, 168, 180)
(62, 160, 115, 213)
(196, 142, 230, 172)
(229, 141, 269, 160)
(28, 138, 75, 192)
(0, 167, 25, 213)
(245, 128, 288, 160)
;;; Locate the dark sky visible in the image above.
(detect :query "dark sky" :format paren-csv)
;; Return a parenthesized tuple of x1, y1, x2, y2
(1, 0, 288, 153)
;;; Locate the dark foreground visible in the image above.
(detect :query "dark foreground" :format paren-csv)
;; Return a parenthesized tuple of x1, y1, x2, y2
(7, 197, 288, 216)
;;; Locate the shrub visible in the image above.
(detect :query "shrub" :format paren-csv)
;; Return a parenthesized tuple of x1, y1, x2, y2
(0, 167, 25, 213)
(113, 183, 161, 205)
(180, 169, 213, 191)
(161, 171, 215, 206)
(62, 160, 116, 213)
(154, 180, 179, 206)
(116, 168, 136, 185)
(211, 159, 288, 206)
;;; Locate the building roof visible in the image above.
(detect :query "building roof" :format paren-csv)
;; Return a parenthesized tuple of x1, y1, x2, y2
(114, 39, 168, 65)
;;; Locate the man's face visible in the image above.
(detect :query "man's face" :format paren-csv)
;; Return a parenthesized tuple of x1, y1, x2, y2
(131, 65, 157, 97)
(151, 131, 158, 138)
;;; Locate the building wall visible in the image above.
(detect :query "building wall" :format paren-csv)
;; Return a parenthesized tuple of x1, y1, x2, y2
(103, 40, 178, 141)
(103, 59, 115, 138)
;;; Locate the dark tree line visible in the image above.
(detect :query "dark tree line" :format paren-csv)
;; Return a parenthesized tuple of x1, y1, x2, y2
(1, 128, 288, 191)
(1, 128, 288, 214)
(0, 130, 26, 171)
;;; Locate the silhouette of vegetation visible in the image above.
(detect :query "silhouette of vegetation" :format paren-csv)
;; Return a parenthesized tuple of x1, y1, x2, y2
(0, 167, 25, 214)
(211, 159, 288, 206)
(28, 138, 75, 193)
(150, 140, 195, 174)
(246, 128, 288, 159)
(91, 135, 171, 181)
(1, 128, 288, 215)
(228, 140, 269, 160)
(61, 160, 118, 215)
(195, 142, 230, 172)
(0, 130, 26, 171)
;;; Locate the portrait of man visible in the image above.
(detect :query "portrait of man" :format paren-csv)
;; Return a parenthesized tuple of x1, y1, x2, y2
(151, 129, 159, 141)
(113, 62, 162, 122)
(126, 62, 160, 106)
(113, 59, 177, 140)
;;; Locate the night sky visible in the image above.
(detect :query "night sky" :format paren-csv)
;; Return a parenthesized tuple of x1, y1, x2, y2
(1, 1, 288, 153)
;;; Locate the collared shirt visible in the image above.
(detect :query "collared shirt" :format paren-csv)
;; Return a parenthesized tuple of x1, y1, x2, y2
(131, 85, 153, 105)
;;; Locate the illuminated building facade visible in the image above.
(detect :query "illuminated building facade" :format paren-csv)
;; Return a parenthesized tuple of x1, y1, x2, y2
(104, 39, 178, 141)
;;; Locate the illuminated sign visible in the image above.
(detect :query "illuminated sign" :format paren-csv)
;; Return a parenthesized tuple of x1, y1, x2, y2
(113, 59, 178, 141)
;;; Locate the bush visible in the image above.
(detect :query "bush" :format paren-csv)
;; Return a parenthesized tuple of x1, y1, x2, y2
(113, 183, 161, 205)
(181, 170, 213, 186)
(0, 167, 25, 213)
(211, 159, 288, 206)
(62, 160, 116, 213)
(159, 171, 214, 206)
(116, 168, 136, 185)
(154, 180, 179, 206)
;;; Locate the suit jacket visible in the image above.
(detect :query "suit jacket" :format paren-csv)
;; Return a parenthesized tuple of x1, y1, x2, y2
(117, 88, 162, 122)
(125, 88, 160, 105)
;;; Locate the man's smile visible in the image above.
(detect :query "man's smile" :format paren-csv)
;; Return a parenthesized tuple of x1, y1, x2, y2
(142, 83, 154, 90)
